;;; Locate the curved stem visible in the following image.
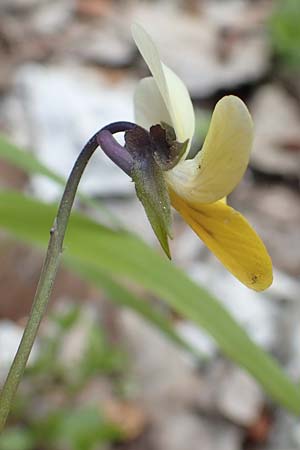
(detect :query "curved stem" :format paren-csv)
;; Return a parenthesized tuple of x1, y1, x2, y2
(0, 122, 135, 431)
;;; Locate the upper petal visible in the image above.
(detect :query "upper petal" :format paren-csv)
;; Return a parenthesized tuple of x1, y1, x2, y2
(132, 23, 195, 152)
(170, 190, 273, 291)
(167, 96, 253, 203)
(134, 77, 172, 130)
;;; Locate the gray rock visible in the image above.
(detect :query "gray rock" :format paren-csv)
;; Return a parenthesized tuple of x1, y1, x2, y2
(216, 367, 264, 426)
(29, 0, 75, 34)
(231, 183, 300, 275)
(106, 197, 158, 245)
(6, 64, 135, 199)
(269, 270, 300, 304)
(119, 310, 200, 414)
(271, 298, 300, 380)
(120, 311, 243, 450)
(132, 1, 270, 96)
(193, 359, 264, 427)
(70, 22, 133, 68)
(156, 412, 242, 450)
(173, 225, 207, 266)
(187, 259, 277, 349)
(176, 320, 217, 359)
(250, 84, 300, 177)
(267, 411, 300, 450)
(288, 325, 300, 380)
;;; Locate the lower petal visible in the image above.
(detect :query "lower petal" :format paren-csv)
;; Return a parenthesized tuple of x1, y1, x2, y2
(170, 191, 273, 291)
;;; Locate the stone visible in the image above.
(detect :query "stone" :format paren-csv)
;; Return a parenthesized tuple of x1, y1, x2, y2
(176, 320, 217, 359)
(269, 270, 300, 304)
(119, 310, 200, 414)
(156, 412, 242, 450)
(267, 411, 300, 450)
(29, 1, 75, 35)
(231, 184, 300, 275)
(250, 84, 300, 177)
(132, 1, 270, 96)
(106, 198, 158, 245)
(69, 21, 134, 68)
(5, 65, 135, 200)
(120, 310, 244, 449)
(216, 367, 264, 426)
(187, 259, 277, 349)
(173, 224, 207, 265)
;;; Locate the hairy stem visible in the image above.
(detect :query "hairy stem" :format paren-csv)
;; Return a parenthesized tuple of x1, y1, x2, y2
(0, 122, 135, 431)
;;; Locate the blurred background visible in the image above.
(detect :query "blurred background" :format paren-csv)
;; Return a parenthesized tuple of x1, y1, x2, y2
(0, 0, 300, 449)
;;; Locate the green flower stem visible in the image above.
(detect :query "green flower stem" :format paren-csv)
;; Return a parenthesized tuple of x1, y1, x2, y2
(0, 122, 134, 431)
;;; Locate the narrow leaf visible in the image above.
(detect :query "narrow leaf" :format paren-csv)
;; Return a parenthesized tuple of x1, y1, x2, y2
(0, 189, 299, 414)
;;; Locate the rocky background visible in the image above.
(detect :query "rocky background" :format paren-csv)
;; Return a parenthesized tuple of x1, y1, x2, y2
(0, 0, 300, 449)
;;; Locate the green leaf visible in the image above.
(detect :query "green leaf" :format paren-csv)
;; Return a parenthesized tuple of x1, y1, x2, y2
(0, 189, 300, 414)
(269, 0, 300, 68)
(0, 134, 120, 227)
(0, 135, 64, 183)
(34, 407, 121, 450)
(0, 427, 35, 450)
(0, 131, 199, 357)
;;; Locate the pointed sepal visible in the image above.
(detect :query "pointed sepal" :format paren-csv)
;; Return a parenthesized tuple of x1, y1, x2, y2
(125, 126, 172, 258)
(132, 157, 172, 258)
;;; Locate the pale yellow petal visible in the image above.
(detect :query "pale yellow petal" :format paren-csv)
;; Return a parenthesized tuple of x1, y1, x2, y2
(132, 23, 168, 109)
(161, 63, 195, 144)
(170, 190, 273, 291)
(131, 23, 195, 152)
(167, 96, 253, 203)
(134, 77, 172, 130)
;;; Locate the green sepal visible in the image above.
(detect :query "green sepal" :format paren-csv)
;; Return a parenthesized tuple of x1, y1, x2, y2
(131, 156, 172, 258)
(124, 125, 175, 258)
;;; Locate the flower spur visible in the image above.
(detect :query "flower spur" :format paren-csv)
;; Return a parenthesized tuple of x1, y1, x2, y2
(98, 24, 273, 291)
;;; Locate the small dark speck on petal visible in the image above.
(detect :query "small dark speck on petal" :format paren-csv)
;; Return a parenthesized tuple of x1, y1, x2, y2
(251, 274, 258, 284)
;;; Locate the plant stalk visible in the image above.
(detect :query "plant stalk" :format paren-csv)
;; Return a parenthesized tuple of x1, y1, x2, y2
(0, 122, 135, 431)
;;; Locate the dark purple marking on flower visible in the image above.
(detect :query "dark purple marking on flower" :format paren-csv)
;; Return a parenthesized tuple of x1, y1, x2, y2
(124, 123, 188, 171)
(124, 125, 152, 157)
(150, 124, 188, 171)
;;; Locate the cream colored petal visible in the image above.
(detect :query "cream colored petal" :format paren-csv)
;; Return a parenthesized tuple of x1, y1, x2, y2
(170, 190, 273, 291)
(132, 24, 168, 108)
(167, 96, 253, 203)
(161, 64, 195, 144)
(134, 77, 172, 130)
(132, 23, 195, 152)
